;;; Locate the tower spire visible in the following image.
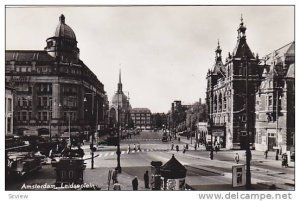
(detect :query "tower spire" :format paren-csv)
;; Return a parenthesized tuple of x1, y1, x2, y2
(118, 69, 123, 93)
(238, 14, 247, 39)
(119, 69, 122, 84)
(215, 39, 222, 61)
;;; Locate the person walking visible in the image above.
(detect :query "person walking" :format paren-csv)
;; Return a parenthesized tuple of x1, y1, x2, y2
(144, 171, 150, 189)
(176, 145, 179, 152)
(171, 142, 174, 150)
(132, 176, 139, 190)
(127, 144, 131, 154)
(112, 168, 118, 184)
(194, 142, 197, 150)
(264, 149, 268, 159)
(234, 153, 240, 164)
(137, 143, 141, 152)
(133, 144, 136, 152)
(183, 145, 186, 154)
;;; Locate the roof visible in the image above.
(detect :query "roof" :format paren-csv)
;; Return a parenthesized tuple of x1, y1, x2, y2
(286, 63, 295, 78)
(5, 50, 54, 62)
(160, 155, 187, 179)
(131, 108, 151, 113)
(232, 38, 255, 59)
(264, 41, 295, 65)
(54, 14, 76, 40)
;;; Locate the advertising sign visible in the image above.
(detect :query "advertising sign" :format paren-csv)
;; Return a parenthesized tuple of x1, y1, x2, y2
(232, 164, 246, 187)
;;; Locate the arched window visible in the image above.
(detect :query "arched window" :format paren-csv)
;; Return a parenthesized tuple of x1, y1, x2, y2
(218, 93, 222, 112)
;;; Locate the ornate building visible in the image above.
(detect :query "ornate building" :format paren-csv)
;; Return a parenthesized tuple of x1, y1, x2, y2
(131, 108, 152, 129)
(206, 17, 261, 149)
(5, 14, 108, 138)
(255, 42, 295, 152)
(109, 71, 131, 128)
(206, 17, 295, 151)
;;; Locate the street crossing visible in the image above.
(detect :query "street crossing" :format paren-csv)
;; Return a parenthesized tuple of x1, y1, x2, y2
(85, 148, 169, 159)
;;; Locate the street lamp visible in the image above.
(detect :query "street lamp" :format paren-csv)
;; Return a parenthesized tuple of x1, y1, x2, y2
(84, 92, 98, 169)
(275, 87, 282, 160)
(116, 91, 122, 173)
(190, 108, 194, 144)
(244, 54, 252, 190)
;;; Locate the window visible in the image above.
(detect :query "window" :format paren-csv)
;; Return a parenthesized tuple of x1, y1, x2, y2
(43, 112, 48, 121)
(43, 97, 48, 107)
(22, 97, 27, 107)
(38, 112, 42, 121)
(7, 117, 11, 132)
(7, 98, 12, 112)
(28, 112, 32, 120)
(268, 95, 273, 106)
(18, 98, 21, 107)
(22, 112, 27, 121)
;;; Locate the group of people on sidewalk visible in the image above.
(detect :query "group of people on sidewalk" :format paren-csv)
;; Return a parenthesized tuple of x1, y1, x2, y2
(127, 143, 142, 153)
(107, 169, 150, 191)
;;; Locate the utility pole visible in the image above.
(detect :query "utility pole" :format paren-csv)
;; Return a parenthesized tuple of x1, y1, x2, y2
(245, 54, 252, 189)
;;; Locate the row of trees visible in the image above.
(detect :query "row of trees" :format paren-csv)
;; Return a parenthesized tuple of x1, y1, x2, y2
(151, 101, 207, 131)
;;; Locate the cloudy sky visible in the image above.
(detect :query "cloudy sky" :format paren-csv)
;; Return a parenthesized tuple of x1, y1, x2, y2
(6, 6, 294, 113)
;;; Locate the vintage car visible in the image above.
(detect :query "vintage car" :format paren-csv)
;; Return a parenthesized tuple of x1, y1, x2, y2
(7, 152, 42, 177)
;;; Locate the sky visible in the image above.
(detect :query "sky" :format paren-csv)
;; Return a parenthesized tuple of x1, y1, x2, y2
(5, 6, 294, 113)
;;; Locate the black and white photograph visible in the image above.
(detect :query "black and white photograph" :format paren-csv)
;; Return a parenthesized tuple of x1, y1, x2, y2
(4, 4, 295, 198)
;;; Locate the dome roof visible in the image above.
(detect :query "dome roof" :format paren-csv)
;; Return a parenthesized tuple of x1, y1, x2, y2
(54, 14, 76, 40)
(112, 92, 128, 105)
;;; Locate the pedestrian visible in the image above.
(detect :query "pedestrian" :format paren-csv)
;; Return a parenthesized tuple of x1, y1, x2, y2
(186, 143, 189, 150)
(264, 149, 268, 159)
(183, 145, 186, 154)
(178, 137, 180, 142)
(132, 176, 139, 190)
(209, 150, 214, 160)
(235, 153, 240, 164)
(112, 168, 118, 184)
(176, 145, 179, 152)
(133, 144, 136, 152)
(215, 145, 218, 154)
(137, 143, 141, 151)
(194, 142, 197, 150)
(113, 180, 121, 190)
(144, 171, 149, 189)
(127, 144, 131, 154)
(171, 142, 174, 150)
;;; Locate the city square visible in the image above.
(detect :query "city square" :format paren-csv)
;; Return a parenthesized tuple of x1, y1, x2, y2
(5, 6, 295, 192)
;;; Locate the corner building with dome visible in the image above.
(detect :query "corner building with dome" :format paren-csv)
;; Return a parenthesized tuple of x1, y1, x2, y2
(5, 14, 109, 137)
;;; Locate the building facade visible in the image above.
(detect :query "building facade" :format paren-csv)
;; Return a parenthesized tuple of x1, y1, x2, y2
(5, 86, 14, 136)
(206, 17, 295, 151)
(206, 18, 262, 149)
(5, 14, 108, 138)
(254, 42, 295, 152)
(109, 71, 131, 128)
(131, 108, 152, 129)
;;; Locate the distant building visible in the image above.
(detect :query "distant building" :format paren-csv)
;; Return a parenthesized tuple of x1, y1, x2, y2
(130, 108, 152, 129)
(5, 14, 108, 137)
(254, 42, 295, 152)
(109, 70, 131, 128)
(5, 86, 14, 136)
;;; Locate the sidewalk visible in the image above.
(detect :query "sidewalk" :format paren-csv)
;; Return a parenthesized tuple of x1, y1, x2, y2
(84, 166, 151, 191)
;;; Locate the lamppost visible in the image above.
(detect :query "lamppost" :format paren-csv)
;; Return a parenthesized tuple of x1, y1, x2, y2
(49, 98, 52, 141)
(190, 108, 194, 144)
(84, 92, 97, 169)
(209, 71, 214, 160)
(116, 91, 122, 173)
(244, 54, 252, 190)
(275, 87, 282, 160)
